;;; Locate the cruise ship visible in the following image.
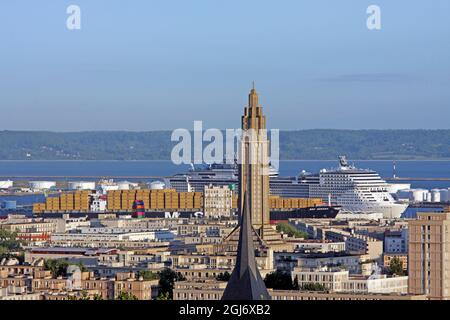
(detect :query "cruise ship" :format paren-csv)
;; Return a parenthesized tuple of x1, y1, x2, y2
(299, 156, 408, 219)
(165, 157, 406, 219)
(165, 161, 309, 198)
(165, 162, 238, 192)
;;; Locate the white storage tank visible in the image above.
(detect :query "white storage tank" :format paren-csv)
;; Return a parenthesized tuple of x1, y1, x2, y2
(0, 180, 13, 189)
(410, 189, 425, 202)
(431, 189, 441, 203)
(440, 189, 449, 202)
(149, 181, 165, 190)
(68, 181, 96, 190)
(424, 191, 432, 202)
(129, 182, 139, 189)
(117, 181, 130, 190)
(117, 181, 139, 190)
(29, 181, 56, 190)
(99, 184, 119, 192)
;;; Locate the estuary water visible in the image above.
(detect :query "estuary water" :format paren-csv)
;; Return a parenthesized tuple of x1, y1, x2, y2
(1, 160, 449, 218)
(1, 160, 450, 189)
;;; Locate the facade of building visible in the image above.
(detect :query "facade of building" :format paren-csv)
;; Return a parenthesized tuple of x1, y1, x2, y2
(384, 229, 409, 253)
(176, 221, 235, 238)
(50, 229, 174, 243)
(0, 219, 57, 243)
(238, 86, 271, 232)
(46, 215, 91, 233)
(383, 253, 408, 271)
(325, 229, 383, 260)
(408, 212, 450, 300)
(1, 265, 158, 300)
(173, 280, 424, 301)
(275, 251, 369, 274)
(203, 185, 233, 218)
(0, 286, 42, 300)
(291, 268, 408, 294)
(170, 252, 274, 275)
(292, 241, 346, 254)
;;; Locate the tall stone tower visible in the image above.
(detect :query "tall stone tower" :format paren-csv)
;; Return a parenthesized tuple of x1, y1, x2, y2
(239, 85, 271, 233)
(216, 85, 289, 255)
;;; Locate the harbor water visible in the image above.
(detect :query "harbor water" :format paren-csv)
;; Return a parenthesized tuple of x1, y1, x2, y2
(1, 160, 450, 219)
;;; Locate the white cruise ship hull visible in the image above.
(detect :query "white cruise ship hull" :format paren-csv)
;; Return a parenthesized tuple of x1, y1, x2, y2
(339, 202, 408, 219)
(305, 156, 410, 220)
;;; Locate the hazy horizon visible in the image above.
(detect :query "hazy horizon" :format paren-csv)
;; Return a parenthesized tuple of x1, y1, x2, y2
(4, 128, 450, 133)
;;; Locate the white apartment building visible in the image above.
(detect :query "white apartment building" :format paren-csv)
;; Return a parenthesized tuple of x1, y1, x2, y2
(325, 229, 383, 260)
(203, 185, 233, 218)
(292, 268, 408, 294)
(293, 241, 346, 253)
(50, 229, 174, 242)
(384, 228, 408, 253)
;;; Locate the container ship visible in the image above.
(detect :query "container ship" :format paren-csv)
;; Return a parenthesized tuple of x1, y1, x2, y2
(34, 186, 338, 221)
(269, 205, 340, 223)
(134, 205, 340, 221)
(40, 206, 339, 222)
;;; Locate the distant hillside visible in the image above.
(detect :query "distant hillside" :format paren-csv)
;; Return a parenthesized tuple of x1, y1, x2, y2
(1, 130, 450, 160)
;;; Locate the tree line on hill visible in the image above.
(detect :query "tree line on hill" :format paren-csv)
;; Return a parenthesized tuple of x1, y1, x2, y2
(1, 129, 450, 160)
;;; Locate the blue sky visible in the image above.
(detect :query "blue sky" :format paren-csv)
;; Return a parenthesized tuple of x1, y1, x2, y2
(0, 0, 449, 131)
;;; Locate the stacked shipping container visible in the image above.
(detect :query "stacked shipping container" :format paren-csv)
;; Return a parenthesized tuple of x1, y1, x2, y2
(268, 195, 323, 209)
(33, 190, 92, 213)
(32, 189, 323, 214)
(106, 189, 204, 212)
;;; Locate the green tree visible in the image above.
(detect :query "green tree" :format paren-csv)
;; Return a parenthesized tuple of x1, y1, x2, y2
(300, 283, 327, 291)
(0, 229, 26, 259)
(216, 271, 231, 282)
(388, 257, 406, 276)
(4, 130, 450, 160)
(276, 223, 308, 238)
(79, 291, 90, 300)
(137, 270, 159, 281)
(116, 291, 138, 300)
(264, 270, 294, 290)
(44, 259, 69, 277)
(0, 246, 8, 258)
(44, 259, 87, 278)
(158, 268, 186, 299)
(156, 292, 170, 300)
(293, 275, 299, 290)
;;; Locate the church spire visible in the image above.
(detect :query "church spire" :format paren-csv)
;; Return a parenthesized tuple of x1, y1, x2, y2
(222, 139, 271, 300)
(221, 188, 271, 300)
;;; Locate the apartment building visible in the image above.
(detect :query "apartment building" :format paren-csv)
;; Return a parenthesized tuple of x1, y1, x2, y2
(325, 229, 383, 260)
(275, 251, 370, 274)
(1, 265, 158, 300)
(172, 280, 424, 301)
(203, 185, 233, 218)
(408, 212, 450, 300)
(384, 229, 409, 253)
(292, 268, 408, 294)
(0, 219, 57, 243)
